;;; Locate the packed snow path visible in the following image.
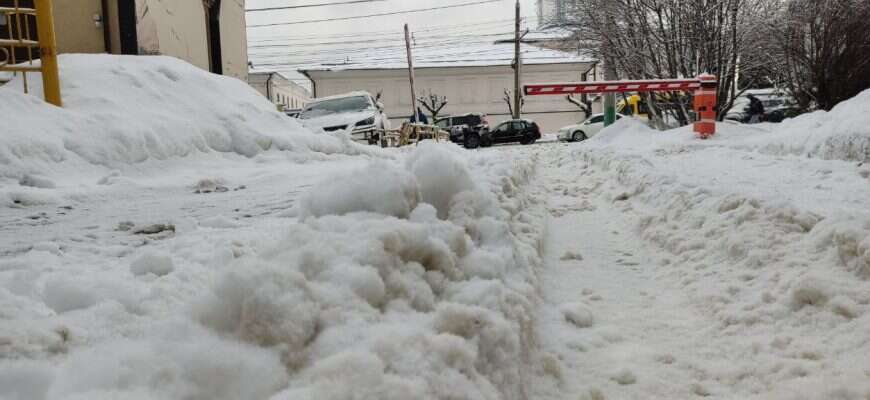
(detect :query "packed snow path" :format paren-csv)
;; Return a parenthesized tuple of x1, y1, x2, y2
(529, 145, 714, 399)
(507, 136, 870, 400)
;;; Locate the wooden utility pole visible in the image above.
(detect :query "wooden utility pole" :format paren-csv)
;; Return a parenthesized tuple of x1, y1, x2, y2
(513, 0, 522, 119)
(404, 24, 417, 122)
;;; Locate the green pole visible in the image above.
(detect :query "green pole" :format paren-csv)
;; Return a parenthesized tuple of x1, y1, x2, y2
(603, 93, 616, 127)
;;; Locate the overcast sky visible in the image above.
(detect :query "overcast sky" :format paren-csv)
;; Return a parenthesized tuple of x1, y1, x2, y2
(245, 0, 540, 77)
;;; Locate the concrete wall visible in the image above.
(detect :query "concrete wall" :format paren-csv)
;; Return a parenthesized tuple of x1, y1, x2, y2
(307, 62, 595, 134)
(135, 0, 210, 72)
(220, 0, 248, 81)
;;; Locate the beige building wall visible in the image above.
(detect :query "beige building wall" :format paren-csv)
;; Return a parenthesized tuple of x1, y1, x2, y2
(53, 0, 105, 53)
(220, 0, 248, 81)
(135, 0, 210, 72)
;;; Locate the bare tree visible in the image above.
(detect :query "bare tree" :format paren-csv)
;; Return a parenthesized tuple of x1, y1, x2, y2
(565, 94, 591, 118)
(503, 88, 524, 118)
(761, 0, 870, 110)
(416, 90, 448, 121)
(559, 0, 781, 123)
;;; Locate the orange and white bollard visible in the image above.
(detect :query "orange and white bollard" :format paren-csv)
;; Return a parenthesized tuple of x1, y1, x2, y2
(693, 74, 717, 139)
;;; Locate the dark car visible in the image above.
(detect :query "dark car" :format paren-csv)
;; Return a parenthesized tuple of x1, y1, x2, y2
(476, 119, 541, 148)
(434, 113, 489, 148)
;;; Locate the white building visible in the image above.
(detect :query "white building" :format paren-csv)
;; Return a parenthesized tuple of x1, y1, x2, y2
(248, 71, 311, 111)
(300, 43, 597, 134)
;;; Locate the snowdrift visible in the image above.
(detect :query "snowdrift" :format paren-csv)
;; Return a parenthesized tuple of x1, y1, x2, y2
(571, 100, 870, 398)
(0, 142, 546, 400)
(742, 88, 870, 162)
(0, 55, 370, 183)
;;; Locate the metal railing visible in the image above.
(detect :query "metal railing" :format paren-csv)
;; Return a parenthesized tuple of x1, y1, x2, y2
(0, 0, 61, 106)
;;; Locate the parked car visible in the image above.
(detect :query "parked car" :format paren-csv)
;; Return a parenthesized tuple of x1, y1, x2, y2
(558, 113, 625, 142)
(469, 119, 541, 148)
(298, 91, 390, 144)
(434, 113, 489, 148)
(724, 90, 800, 123)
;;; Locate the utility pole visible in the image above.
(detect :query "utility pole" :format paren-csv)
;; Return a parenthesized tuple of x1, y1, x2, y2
(601, 2, 616, 127)
(404, 23, 417, 123)
(513, 0, 522, 120)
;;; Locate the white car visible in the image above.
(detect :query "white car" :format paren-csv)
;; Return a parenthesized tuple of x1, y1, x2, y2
(558, 113, 625, 142)
(299, 91, 391, 144)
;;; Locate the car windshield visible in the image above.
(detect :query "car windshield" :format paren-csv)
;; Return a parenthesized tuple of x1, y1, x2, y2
(300, 96, 372, 119)
(453, 116, 482, 126)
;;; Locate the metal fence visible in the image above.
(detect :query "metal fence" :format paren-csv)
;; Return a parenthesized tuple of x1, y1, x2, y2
(0, 0, 61, 106)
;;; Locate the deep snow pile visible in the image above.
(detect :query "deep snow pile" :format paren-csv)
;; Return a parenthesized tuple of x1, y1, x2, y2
(0, 55, 370, 184)
(568, 106, 870, 398)
(740, 88, 870, 162)
(0, 141, 546, 399)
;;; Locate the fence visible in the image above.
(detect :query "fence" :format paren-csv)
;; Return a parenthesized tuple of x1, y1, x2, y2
(0, 0, 61, 106)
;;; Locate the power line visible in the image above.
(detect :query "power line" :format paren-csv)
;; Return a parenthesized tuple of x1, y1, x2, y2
(247, 0, 505, 28)
(247, 18, 520, 42)
(246, 0, 386, 12)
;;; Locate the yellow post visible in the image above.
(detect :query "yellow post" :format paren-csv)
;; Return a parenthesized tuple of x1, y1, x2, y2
(33, 0, 61, 107)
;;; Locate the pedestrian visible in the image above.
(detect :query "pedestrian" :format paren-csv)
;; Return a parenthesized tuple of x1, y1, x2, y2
(747, 94, 765, 124)
(416, 107, 428, 125)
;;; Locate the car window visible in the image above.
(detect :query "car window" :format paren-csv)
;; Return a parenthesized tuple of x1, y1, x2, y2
(435, 118, 450, 129)
(588, 115, 604, 124)
(299, 96, 372, 119)
(495, 122, 510, 132)
(511, 121, 525, 130)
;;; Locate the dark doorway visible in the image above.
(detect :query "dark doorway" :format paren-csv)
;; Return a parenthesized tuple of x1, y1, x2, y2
(117, 0, 137, 55)
(204, 0, 222, 74)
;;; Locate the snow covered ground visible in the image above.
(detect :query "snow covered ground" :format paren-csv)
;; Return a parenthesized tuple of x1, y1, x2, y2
(2, 54, 868, 400)
(525, 98, 870, 399)
(1, 56, 546, 400)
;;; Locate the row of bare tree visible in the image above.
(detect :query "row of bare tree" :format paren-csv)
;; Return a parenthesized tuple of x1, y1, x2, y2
(554, 0, 870, 122)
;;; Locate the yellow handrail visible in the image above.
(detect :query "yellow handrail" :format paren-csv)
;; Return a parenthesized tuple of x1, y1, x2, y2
(0, 0, 62, 107)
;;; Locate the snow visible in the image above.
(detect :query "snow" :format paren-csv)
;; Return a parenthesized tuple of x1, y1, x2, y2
(526, 88, 870, 399)
(0, 54, 374, 184)
(3, 53, 870, 400)
(0, 55, 545, 400)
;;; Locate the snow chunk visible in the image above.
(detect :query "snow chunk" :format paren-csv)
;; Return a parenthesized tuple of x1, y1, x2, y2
(561, 302, 595, 328)
(130, 253, 175, 277)
(610, 368, 637, 385)
(42, 277, 98, 313)
(790, 276, 831, 310)
(18, 174, 56, 189)
(299, 161, 420, 218)
(406, 143, 476, 219)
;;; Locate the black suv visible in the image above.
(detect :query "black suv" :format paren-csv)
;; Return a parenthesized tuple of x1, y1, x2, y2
(434, 113, 489, 148)
(481, 119, 541, 147)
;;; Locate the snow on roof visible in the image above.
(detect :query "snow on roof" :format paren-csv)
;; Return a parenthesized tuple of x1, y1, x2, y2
(301, 42, 595, 73)
(307, 90, 374, 103)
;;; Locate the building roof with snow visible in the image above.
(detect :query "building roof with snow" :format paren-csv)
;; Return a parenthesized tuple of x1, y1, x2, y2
(299, 42, 595, 72)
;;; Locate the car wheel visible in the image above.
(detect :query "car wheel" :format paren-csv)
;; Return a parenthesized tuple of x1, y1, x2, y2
(464, 133, 480, 149)
(572, 131, 587, 142)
